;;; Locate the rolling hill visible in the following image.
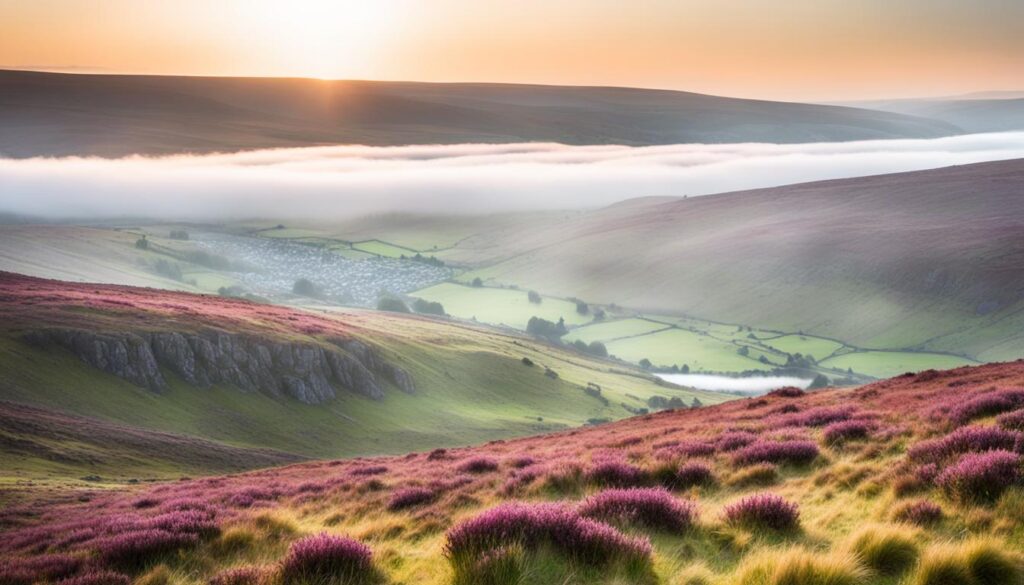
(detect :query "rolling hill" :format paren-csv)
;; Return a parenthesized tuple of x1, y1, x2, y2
(0, 272, 722, 484)
(852, 96, 1024, 133)
(2, 357, 1023, 584)
(441, 159, 1024, 362)
(0, 69, 960, 158)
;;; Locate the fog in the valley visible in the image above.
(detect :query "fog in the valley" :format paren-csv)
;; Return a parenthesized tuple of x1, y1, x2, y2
(3, 132, 1024, 220)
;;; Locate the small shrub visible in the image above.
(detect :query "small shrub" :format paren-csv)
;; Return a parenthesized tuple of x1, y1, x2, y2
(674, 462, 716, 489)
(507, 455, 537, 469)
(734, 547, 866, 585)
(387, 487, 436, 511)
(93, 530, 199, 568)
(727, 463, 779, 488)
(208, 566, 266, 585)
(577, 488, 698, 532)
(453, 544, 526, 585)
(768, 387, 805, 398)
(0, 554, 81, 584)
(445, 503, 652, 571)
(950, 390, 1024, 425)
(458, 457, 499, 474)
(935, 450, 1020, 502)
(847, 524, 919, 575)
(278, 533, 377, 585)
(721, 493, 800, 531)
(907, 426, 1021, 464)
(822, 420, 871, 445)
(716, 431, 758, 451)
(733, 440, 819, 467)
(997, 408, 1024, 431)
(892, 500, 943, 525)
(585, 460, 648, 488)
(56, 571, 132, 585)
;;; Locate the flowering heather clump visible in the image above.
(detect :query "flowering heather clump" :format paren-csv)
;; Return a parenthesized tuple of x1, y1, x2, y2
(996, 408, 1024, 430)
(716, 431, 758, 451)
(56, 571, 131, 585)
(458, 456, 500, 474)
(722, 493, 800, 531)
(387, 487, 436, 511)
(673, 462, 716, 489)
(768, 387, 806, 398)
(507, 455, 538, 469)
(822, 420, 872, 444)
(278, 533, 377, 585)
(907, 426, 1022, 463)
(949, 389, 1024, 425)
(0, 553, 81, 584)
(444, 502, 652, 568)
(93, 529, 200, 567)
(776, 406, 855, 427)
(893, 500, 943, 526)
(426, 448, 448, 460)
(935, 450, 1020, 502)
(666, 440, 717, 457)
(208, 566, 267, 585)
(578, 488, 698, 533)
(733, 440, 819, 466)
(585, 460, 648, 487)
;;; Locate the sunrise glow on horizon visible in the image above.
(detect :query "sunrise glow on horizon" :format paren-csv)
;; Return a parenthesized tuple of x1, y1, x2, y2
(2, 0, 1022, 101)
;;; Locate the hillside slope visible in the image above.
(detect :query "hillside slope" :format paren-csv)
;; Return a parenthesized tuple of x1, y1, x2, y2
(0, 69, 959, 157)
(445, 159, 1024, 361)
(854, 97, 1024, 133)
(3, 359, 1023, 584)
(0, 272, 722, 481)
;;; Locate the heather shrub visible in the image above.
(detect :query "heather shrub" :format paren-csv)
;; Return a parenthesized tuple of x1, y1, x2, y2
(997, 409, 1024, 431)
(577, 488, 698, 532)
(452, 544, 526, 585)
(209, 566, 267, 585)
(445, 502, 652, 571)
(733, 440, 819, 467)
(950, 390, 1024, 425)
(349, 465, 388, 477)
(716, 431, 758, 451)
(892, 500, 943, 526)
(733, 547, 866, 585)
(458, 457, 499, 474)
(0, 554, 81, 584)
(56, 571, 131, 585)
(907, 426, 1022, 464)
(542, 463, 584, 494)
(822, 420, 871, 445)
(507, 455, 537, 469)
(775, 406, 854, 427)
(721, 493, 800, 531)
(846, 524, 919, 575)
(768, 387, 805, 398)
(277, 533, 378, 585)
(673, 462, 716, 489)
(387, 487, 436, 511)
(727, 463, 779, 488)
(585, 460, 648, 488)
(935, 450, 1020, 502)
(664, 441, 716, 458)
(93, 530, 199, 568)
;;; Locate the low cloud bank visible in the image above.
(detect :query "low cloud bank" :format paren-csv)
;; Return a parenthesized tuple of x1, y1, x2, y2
(2, 132, 1024, 220)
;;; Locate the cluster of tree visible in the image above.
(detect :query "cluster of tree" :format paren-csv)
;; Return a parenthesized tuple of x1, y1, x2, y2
(292, 278, 323, 298)
(412, 298, 446, 316)
(471, 277, 484, 287)
(621, 403, 649, 415)
(737, 346, 751, 357)
(400, 253, 444, 267)
(152, 258, 182, 281)
(664, 364, 690, 373)
(647, 395, 688, 410)
(574, 299, 589, 315)
(135, 236, 149, 250)
(785, 352, 817, 369)
(571, 339, 608, 358)
(377, 297, 410, 313)
(184, 250, 233, 271)
(526, 316, 567, 341)
(583, 383, 609, 406)
(168, 229, 190, 240)
(807, 373, 831, 389)
(527, 290, 542, 304)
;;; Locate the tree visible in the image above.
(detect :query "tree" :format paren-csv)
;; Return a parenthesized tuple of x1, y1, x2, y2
(681, 364, 690, 373)
(528, 290, 542, 304)
(691, 397, 703, 408)
(526, 316, 567, 341)
(575, 300, 589, 315)
(639, 358, 652, 370)
(377, 297, 410, 313)
(808, 374, 831, 389)
(412, 298, 445, 316)
(471, 277, 483, 287)
(587, 341, 608, 358)
(292, 278, 321, 298)
(759, 355, 770, 364)
(135, 235, 148, 250)
(593, 308, 606, 321)
(738, 346, 750, 357)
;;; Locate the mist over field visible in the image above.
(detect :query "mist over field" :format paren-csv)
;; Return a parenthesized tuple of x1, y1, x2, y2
(3, 131, 1024, 220)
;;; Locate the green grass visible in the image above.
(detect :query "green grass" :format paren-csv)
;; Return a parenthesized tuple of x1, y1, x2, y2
(352, 240, 419, 258)
(819, 350, 977, 378)
(563, 318, 669, 344)
(760, 334, 845, 360)
(411, 283, 594, 330)
(604, 327, 760, 372)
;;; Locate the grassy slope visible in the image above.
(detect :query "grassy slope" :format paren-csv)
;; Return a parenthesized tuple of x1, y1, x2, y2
(0, 69, 958, 158)
(433, 159, 1024, 363)
(0, 273, 728, 482)
(4, 360, 1023, 584)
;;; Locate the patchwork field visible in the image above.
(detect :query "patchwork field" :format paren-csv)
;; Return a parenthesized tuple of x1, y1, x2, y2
(411, 282, 594, 330)
(820, 350, 978, 379)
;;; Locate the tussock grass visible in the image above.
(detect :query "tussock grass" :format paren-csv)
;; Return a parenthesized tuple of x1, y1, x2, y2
(908, 540, 1023, 585)
(844, 524, 919, 575)
(733, 547, 868, 585)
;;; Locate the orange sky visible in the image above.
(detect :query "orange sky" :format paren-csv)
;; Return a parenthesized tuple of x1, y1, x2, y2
(1, 0, 1021, 101)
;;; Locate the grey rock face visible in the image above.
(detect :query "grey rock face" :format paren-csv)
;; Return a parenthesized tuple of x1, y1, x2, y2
(25, 328, 416, 404)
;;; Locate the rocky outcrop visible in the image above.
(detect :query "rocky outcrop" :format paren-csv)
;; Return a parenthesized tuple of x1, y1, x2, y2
(24, 328, 416, 404)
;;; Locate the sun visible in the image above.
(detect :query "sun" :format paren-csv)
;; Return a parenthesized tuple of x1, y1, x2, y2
(245, 0, 397, 79)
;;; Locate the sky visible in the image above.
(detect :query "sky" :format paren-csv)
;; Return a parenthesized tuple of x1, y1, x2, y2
(1, 0, 1021, 101)
(4, 132, 1024, 220)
